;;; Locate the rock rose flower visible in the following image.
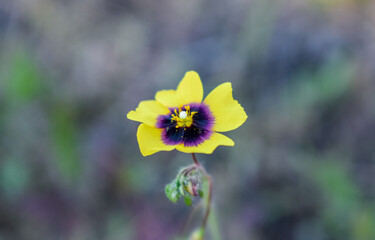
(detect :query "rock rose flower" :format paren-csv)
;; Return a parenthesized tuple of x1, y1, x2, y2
(127, 71, 247, 156)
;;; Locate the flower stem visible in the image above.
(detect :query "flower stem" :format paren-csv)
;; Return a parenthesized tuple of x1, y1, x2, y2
(201, 174, 212, 230)
(192, 153, 200, 166)
(191, 153, 213, 238)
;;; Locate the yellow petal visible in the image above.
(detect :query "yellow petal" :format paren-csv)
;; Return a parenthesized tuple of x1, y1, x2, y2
(175, 132, 234, 154)
(204, 82, 247, 132)
(127, 100, 170, 127)
(136, 124, 175, 156)
(155, 71, 203, 107)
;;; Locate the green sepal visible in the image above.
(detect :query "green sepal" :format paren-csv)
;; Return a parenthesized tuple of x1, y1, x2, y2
(165, 180, 181, 203)
(184, 196, 192, 206)
(198, 189, 204, 198)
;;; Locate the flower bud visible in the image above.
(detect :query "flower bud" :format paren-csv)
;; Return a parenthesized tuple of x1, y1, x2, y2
(165, 165, 203, 204)
(189, 228, 204, 240)
(179, 167, 202, 198)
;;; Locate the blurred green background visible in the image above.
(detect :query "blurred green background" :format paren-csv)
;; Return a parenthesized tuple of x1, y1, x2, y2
(1, 0, 375, 239)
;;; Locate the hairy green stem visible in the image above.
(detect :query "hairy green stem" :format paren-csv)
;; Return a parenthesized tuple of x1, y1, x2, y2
(191, 153, 213, 238)
(201, 174, 212, 230)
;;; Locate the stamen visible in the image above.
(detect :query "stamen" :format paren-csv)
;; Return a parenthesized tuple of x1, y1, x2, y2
(169, 105, 197, 128)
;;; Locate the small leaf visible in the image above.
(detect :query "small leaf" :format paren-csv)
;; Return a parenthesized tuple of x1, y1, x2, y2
(189, 228, 204, 240)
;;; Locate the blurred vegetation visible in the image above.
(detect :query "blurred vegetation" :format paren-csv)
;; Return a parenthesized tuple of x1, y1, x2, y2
(1, 0, 375, 240)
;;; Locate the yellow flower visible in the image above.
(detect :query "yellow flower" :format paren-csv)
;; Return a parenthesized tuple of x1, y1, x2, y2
(127, 71, 247, 156)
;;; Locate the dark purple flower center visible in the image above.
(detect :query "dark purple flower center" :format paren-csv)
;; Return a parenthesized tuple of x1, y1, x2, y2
(156, 103, 214, 147)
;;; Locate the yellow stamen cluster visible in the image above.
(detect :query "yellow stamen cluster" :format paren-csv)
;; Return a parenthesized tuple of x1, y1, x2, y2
(171, 105, 197, 128)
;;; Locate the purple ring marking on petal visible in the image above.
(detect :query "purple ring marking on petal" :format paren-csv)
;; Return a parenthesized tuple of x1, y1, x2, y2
(156, 102, 215, 147)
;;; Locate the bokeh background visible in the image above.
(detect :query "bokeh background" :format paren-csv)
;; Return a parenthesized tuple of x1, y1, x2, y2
(1, 0, 375, 239)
